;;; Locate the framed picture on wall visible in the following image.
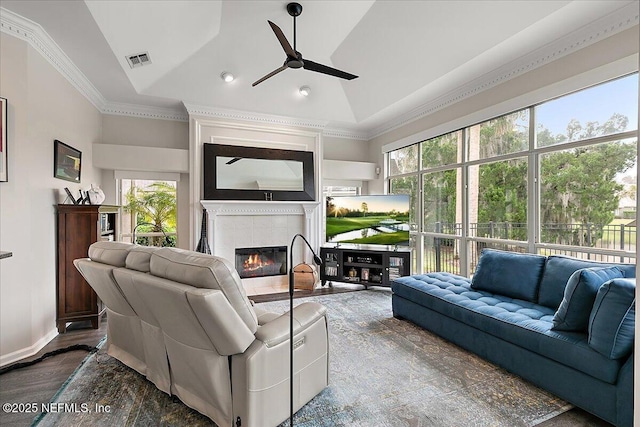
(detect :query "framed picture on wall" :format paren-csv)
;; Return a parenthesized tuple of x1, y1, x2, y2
(0, 97, 7, 182)
(54, 139, 82, 183)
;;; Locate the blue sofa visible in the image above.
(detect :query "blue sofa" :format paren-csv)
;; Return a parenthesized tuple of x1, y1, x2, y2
(392, 249, 635, 426)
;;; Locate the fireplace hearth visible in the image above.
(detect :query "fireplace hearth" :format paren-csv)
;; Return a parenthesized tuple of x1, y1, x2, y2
(235, 246, 287, 279)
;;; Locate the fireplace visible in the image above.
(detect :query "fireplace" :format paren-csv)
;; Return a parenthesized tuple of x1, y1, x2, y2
(235, 246, 287, 279)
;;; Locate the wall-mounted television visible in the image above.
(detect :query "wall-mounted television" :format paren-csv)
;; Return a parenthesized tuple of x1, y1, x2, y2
(326, 194, 410, 246)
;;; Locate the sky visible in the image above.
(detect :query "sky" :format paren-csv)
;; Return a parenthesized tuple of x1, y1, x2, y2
(331, 195, 410, 212)
(536, 73, 638, 137)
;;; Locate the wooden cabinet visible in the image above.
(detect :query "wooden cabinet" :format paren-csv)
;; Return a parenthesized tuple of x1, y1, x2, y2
(320, 245, 411, 288)
(56, 204, 119, 333)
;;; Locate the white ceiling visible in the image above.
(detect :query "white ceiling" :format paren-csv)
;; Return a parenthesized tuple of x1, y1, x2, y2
(1, 1, 637, 138)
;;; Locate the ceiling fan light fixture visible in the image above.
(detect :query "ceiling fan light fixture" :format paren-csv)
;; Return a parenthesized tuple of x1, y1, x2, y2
(252, 3, 358, 87)
(221, 72, 235, 83)
(299, 85, 311, 97)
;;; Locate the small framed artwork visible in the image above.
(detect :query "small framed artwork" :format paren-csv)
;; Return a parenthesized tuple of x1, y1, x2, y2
(361, 268, 370, 281)
(0, 97, 7, 182)
(54, 139, 81, 183)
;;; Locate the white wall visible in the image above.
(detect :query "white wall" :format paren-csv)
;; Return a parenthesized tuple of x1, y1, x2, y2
(0, 33, 103, 365)
(100, 115, 190, 249)
(323, 136, 368, 162)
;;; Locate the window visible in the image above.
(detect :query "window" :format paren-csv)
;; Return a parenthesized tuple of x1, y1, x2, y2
(422, 170, 460, 234)
(389, 175, 418, 228)
(387, 73, 638, 276)
(422, 131, 461, 168)
(120, 180, 177, 247)
(323, 186, 360, 197)
(468, 157, 528, 241)
(467, 111, 529, 161)
(389, 145, 419, 175)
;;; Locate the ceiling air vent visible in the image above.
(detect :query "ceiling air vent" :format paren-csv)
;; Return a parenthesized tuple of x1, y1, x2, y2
(126, 52, 152, 69)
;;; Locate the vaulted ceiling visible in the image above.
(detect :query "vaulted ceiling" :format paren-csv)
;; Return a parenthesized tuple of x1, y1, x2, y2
(1, 1, 637, 139)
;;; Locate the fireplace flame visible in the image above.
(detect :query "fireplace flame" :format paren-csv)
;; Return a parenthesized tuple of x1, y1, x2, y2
(243, 253, 274, 271)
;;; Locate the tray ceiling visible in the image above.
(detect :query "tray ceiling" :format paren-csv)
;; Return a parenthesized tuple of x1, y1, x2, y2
(0, 1, 637, 138)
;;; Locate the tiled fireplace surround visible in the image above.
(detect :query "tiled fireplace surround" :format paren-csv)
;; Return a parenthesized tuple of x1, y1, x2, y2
(200, 201, 321, 295)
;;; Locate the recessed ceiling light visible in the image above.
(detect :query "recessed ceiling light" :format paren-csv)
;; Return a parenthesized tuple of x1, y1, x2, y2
(299, 85, 311, 97)
(221, 72, 235, 83)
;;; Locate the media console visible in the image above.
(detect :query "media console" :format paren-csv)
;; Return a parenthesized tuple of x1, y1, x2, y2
(320, 244, 411, 288)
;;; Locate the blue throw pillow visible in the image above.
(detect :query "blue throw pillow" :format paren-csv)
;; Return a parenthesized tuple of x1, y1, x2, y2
(470, 249, 546, 302)
(552, 267, 623, 331)
(538, 255, 635, 309)
(588, 278, 635, 359)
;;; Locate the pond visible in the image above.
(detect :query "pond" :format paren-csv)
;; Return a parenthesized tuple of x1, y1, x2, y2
(327, 222, 410, 242)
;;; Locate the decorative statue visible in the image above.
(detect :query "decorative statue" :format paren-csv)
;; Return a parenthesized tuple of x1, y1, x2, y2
(86, 184, 106, 205)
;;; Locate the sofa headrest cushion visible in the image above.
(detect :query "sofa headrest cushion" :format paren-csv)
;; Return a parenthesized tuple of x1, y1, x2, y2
(88, 241, 134, 267)
(588, 278, 635, 359)
(538, 255, 636, 309)
(470, 249, 546, 303)
(552, 266, 624, 332)
(125, 246, 161, 272)
(149, 247, 258, 330)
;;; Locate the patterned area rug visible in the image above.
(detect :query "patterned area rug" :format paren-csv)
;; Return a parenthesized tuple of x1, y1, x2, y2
(33, 290, 571, 427)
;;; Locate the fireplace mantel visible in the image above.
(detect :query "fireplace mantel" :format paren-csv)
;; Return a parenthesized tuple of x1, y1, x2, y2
(200, 200, 321, 259)
(201, 200, 319, 218)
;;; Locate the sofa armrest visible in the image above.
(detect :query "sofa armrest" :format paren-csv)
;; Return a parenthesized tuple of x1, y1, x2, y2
(253, 306, 282, 325)
(255, 302, 327, 348)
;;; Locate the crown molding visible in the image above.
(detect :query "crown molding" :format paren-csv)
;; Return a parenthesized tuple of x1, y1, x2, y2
(366, 2, 640, 140)
(0, 8, 189, 123)
(184, 103, 329, 130)
(322, 127, 369, 141)
(0, 7, 106, 111)
(102, 101, 188, 121)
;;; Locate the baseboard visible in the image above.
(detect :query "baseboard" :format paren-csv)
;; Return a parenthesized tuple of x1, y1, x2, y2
(0, 328, 59, 367)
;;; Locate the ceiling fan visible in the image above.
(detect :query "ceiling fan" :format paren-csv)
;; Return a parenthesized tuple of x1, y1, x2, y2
(252, 2, 358, 87)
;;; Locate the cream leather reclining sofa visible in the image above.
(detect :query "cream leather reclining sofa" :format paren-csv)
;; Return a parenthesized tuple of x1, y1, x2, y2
(74, 241, 329, 427)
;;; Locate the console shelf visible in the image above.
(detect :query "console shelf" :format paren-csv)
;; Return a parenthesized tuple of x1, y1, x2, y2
(320, 244, 411, 288)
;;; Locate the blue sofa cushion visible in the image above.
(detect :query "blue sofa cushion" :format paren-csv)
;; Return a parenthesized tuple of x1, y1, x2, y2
(588, 278, 636, 359)
(537, 256, 636, 310)
(470, 249, 546, 302)
(393, 272, 624, 383)
(552, 267, 624, 332)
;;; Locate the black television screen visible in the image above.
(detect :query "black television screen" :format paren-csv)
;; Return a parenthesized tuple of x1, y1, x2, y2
(326, 194, 410, 246)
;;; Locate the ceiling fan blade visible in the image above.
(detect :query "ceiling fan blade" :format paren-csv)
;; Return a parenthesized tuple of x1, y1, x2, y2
(303, 59, 358, 80)
(252, 65, 288, 87)
(268, 20, 297, 58)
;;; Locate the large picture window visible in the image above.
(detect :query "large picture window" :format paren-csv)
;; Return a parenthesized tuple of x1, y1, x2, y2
(388, 73, 638, 276)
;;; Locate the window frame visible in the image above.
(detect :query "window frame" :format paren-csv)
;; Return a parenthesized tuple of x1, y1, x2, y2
(387, 74, 638, 277)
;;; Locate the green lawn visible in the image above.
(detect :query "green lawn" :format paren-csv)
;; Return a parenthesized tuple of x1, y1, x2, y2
(339, 231, 409, 245)
(326, 216, 407, 236)
(599, 224, 636, 247)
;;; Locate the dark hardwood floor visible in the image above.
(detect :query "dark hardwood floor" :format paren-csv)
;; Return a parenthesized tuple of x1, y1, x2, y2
(0, 319, 107, 426)
(0, 286, 613, 427)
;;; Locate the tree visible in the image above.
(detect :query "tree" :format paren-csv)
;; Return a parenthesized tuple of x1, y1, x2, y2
(124, 182, 177, 246)
(390, 111, 636, 248)
(361, 202, 368, 217)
